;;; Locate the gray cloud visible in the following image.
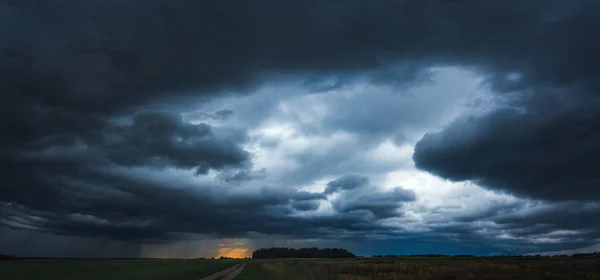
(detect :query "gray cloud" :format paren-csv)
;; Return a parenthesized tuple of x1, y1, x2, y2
(0, 169, 404, 243)
(4, 0, 598, 119)
(408, 199, 600, 254)
(327, 175, 416, 218)
(290, 200, 321, 212)
(213, 109, 235, 121)
(414, 102, 600, 201)
(494, 202, 600, 238)
(0, 227, 142, 258)
(2, 0, 600, 255)
(184, 109, 235, 122)
(324, 175, 369, 194)
(218, 169, 267, 184)
(332, 187, 416, 219)
(105, 111, 248, 174)
(1, 172, 327, 242)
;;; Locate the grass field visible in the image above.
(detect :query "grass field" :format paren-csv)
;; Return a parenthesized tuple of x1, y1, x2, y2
(233, 261, 265, 280)
(5, 257, 600, 279)
(241, 257, 600, 280)
(0, 259, 242, 280)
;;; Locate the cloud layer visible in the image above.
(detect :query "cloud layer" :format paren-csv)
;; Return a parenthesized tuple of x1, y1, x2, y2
(2, 0, 600, 256)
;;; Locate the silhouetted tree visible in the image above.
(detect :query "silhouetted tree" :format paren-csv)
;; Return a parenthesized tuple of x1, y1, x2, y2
(0, 254, 17, 260)
(571, 252, 599, 258)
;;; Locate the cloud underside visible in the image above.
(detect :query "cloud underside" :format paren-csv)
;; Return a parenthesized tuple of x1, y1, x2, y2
(2, 0, 600, 253)
(1, 172, 415, 242)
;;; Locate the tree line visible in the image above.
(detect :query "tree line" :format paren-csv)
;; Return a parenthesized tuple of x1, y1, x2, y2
(372, 254, 474, 258)
(252, 247, 356, 259)
(371, 252, 600, 258)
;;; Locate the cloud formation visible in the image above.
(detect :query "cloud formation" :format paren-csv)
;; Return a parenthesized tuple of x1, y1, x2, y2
(2, 0, 600, 256)
(1, 171, 411, 243)
(105, 111, 249, 174)
(326, 175, 416, 219)
(414, 105, 600, 201)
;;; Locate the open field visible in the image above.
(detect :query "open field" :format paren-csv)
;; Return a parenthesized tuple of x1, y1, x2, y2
(5, 257, 600, 279)
(0, 259, 242, 280)
(233, 261, 264, 280)
(239, 257, 600, 280)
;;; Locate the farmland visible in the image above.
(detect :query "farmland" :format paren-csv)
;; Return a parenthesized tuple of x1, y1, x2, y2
(0, 259, 242, 280)
(3, 256, 600, 279)
(237, 257, 600, 280)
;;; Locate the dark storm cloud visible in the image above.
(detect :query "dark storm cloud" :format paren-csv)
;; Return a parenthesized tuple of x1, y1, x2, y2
(0, 226, 142, 258)
(218, 169, 268, 184)
(213, 109, 235, 121)
(105, 111, 248, 174)
(2, 0, 600, 245)
(447, 200, 600, 252)
(0, 109, 249, 207)
(290, 200, 321, 212)
(332, 187, 416, 218)
(414, 102, 600, 201)
(406, 1, 600, 201)
(0, 180, 391, 243)
(4, 0, 598, 116)
(327, 175, 416, 218)
(399, 200, 600, 254)
(0, 170, 414, 243)
(324, 175, 369, 194)
(184, 109, 235, 122)
(494, 202, 600, 238)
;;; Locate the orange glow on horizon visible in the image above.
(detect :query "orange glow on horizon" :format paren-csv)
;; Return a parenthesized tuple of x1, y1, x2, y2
(216, 247, 250, 258)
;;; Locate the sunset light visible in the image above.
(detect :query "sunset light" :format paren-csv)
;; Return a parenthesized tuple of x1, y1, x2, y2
(216, 247, 250, 259)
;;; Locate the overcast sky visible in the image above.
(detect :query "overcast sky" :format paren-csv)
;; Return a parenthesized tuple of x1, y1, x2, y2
(1, 0, 600, 258)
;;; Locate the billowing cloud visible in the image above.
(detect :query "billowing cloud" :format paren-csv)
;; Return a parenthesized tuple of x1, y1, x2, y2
(2, 0, 600, 257)
(414, 105, 600, 201)
(324, 175, 369, 194)
(326, 175, 416, 219)
(290, 200, 321, 212)
(105, 111, 249, 174)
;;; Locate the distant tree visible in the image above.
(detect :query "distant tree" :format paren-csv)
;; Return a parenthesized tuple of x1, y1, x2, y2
(571, 252, 600, 258)
(408, 254, 449, 257)
(252, 247, 356, 259)
(0, 254, 17, 260)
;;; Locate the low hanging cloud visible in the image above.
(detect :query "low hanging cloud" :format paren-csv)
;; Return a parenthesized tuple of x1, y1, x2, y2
(1, 172, 412, 243)
(326, 175, 416, 219)
(105, 111, 249, 174)
(324, 175, 370, 194)
(413, 101, 600, 201)
(2, 0, 600, 256)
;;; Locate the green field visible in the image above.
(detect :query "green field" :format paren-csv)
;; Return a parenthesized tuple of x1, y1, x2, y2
(236, 257, 600, 280)
(233, 261, 264, 280)
(0, 259, 242, 280)
(5, 257, 600, 280)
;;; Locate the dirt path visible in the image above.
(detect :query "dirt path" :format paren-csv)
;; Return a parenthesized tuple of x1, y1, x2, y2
(198, 263, 246, 280)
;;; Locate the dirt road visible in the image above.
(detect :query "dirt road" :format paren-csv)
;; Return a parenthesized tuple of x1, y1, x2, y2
(198, 262, 246, 280)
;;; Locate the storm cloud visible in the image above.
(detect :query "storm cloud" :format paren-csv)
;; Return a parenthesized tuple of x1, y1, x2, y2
(414, 105, 600, 201)
(2, 0, 600, 257)
(326, 175, 416, 218)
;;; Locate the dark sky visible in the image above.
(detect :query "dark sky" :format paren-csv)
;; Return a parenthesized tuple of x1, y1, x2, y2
(1, 0, 600, 258)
